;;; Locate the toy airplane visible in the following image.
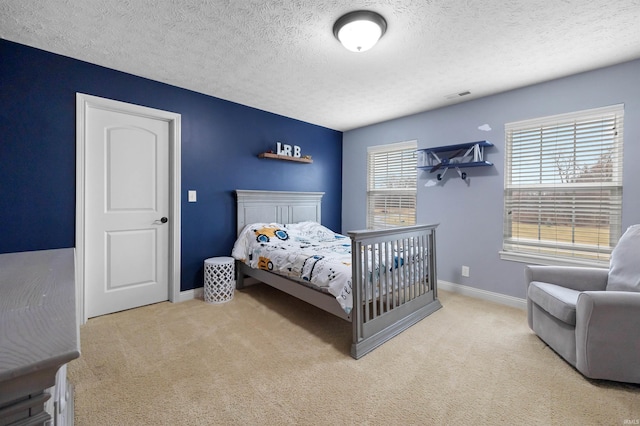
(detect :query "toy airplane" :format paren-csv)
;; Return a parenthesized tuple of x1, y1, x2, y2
(417, 141, 493, 180)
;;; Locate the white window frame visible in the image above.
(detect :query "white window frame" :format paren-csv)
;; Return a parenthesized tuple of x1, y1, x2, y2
(500, 104, 624, 267)
(366, 140, 417, 230)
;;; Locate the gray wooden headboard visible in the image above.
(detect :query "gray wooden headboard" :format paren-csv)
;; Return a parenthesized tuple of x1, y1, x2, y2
(235, 190, 324, 235)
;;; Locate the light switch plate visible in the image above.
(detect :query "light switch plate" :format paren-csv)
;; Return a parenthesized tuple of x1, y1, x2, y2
(188, 190, 197, 202)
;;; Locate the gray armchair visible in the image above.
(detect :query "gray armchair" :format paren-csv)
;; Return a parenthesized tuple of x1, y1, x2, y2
(525, 225, 640, 384)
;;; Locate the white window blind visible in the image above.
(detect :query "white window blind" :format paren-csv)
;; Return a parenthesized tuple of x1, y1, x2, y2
(367, 140, 417, 229)
(503, 104, 624, 264)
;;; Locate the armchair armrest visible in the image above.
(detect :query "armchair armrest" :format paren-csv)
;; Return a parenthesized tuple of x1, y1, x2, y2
(525, 265, 608, 292)
(575, 291, 640, 383)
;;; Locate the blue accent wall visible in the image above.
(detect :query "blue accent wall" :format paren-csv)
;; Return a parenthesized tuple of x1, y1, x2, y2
(0, 40, 343, 291)
(343, 59, 640, 300)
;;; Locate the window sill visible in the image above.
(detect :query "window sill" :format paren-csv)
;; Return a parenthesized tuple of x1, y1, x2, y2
(499, 251, 609, 269)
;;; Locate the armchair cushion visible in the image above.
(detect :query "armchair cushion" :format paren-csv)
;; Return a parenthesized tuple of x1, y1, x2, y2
(528, 282, 580, 325)
(607, 224, 640, 292)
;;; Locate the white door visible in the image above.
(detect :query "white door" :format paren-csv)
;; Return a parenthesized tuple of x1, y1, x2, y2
(84, 106, 170, 318)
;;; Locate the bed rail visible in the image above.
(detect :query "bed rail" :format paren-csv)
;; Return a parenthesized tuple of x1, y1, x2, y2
(349, 224, 441, 359)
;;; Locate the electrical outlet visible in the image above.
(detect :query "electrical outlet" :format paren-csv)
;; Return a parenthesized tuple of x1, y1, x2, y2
(461, 265, 470, 277)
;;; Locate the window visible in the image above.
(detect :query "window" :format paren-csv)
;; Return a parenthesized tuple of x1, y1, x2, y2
(367, 140, 417, 229)
(502, 105, 624, 265)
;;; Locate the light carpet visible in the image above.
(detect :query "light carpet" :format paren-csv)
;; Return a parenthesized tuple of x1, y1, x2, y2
(67, 287, 640, 425)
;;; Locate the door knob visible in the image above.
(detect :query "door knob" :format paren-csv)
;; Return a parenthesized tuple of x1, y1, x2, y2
(160, 217, 168, 223)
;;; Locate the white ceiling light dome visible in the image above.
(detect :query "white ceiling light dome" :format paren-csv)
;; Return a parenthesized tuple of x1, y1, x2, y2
(333, 11, 387, 53)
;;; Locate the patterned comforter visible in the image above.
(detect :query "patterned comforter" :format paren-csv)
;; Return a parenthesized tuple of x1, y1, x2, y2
(232, 222, 354, 313)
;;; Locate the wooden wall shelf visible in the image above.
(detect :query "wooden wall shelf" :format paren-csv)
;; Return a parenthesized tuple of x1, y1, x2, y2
(258, 152, 312, 163)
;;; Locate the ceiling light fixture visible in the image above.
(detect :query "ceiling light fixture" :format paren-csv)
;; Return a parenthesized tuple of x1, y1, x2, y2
(333, 10, 387, 53)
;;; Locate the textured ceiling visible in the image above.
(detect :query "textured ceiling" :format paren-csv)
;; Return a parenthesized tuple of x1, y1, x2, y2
(2, 0, 640, 131)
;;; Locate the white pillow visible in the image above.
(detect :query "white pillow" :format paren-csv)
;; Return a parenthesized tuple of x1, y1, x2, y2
(607, 224, 640, 292)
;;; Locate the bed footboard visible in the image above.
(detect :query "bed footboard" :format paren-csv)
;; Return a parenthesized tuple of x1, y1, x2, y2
(349, 224, 441, 359)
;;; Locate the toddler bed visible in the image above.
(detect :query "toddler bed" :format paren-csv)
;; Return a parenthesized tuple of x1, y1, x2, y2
(233, 190, 441, 359)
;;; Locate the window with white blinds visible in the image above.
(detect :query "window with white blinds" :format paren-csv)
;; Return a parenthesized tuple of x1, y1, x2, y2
(503, 104, 624, 265)
(367, 140, 417, 229)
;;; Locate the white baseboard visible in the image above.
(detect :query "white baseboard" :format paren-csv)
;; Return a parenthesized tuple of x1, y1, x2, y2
(438, 280, 526, 310)
(177, 287, 203, 302)
(177, 281, 527, 310)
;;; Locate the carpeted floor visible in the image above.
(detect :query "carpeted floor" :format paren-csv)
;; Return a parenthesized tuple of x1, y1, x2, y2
(67, 287, 640, 425)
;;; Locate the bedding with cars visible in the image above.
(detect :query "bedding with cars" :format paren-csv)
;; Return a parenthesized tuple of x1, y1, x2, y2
(232, 221, 354, 312)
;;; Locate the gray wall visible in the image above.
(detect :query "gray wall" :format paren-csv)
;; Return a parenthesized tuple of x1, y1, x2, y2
(342, 59, 640, 299)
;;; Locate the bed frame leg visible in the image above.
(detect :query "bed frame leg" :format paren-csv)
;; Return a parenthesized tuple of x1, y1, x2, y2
(235, 261, 245, 289)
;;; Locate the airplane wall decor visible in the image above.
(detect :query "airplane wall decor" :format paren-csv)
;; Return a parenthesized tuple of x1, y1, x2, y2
(417, 140, 493, 181)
